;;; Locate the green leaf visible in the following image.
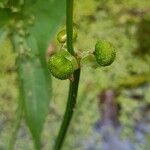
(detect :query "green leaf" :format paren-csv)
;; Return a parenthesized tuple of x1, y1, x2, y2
(13, 35, 51, 149)
(0, 8, 12, 27)
(24, 0, 66, 57)
(12, 0, 66, 149)
(24, 0, 37, 6)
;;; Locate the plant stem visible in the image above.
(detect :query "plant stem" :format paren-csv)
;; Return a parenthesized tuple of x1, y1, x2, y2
(66, 0, 74, 55)
(7, 99, 23, 150)
(53, 70, 80, 150)
(53, 0, 81, 149)
(7, 34, 23, 150)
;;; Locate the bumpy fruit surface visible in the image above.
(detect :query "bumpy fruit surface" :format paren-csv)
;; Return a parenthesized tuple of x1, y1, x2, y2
(57, 29, 77, 43)
(94, 40, 116, 66)
(48, 51, 78, 80)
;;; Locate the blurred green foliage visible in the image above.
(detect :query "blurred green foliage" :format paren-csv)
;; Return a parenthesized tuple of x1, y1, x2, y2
(0, 0, 150, 149)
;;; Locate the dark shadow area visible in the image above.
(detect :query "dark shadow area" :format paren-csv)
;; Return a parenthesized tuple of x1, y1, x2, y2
(136, 14, 150, 54)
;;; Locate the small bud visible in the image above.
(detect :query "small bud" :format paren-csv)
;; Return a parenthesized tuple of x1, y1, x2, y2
(94, 40, 116, 66)
(57, 29, 77, 44)
(80, 51, 98, 68)
(48, 50, 79, 80)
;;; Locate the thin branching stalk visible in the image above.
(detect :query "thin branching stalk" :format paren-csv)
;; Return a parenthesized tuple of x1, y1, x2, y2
(53, 0, 81, 149)
(7, 33, 24, 150)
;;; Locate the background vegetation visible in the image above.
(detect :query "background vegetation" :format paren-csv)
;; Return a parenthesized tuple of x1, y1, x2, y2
(0, 0, 150, 149)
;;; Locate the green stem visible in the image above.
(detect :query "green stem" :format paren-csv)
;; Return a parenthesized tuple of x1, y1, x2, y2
(53, 70, 80, 150)
(53, 0, 81, 149)
(7, 33, 23, 150)
(7, 99, 23, 150)
(66, 0, 74, 55)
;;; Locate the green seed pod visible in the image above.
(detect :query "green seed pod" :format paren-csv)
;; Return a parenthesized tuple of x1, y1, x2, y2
(57, 29, 77, 43)
(94, 40, 116, 66)
(48, 50, 79, 80)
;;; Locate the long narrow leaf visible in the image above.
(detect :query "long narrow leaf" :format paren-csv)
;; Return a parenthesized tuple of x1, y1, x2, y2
(12, 35, 50, 149)
(12, 0, 66, 149)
